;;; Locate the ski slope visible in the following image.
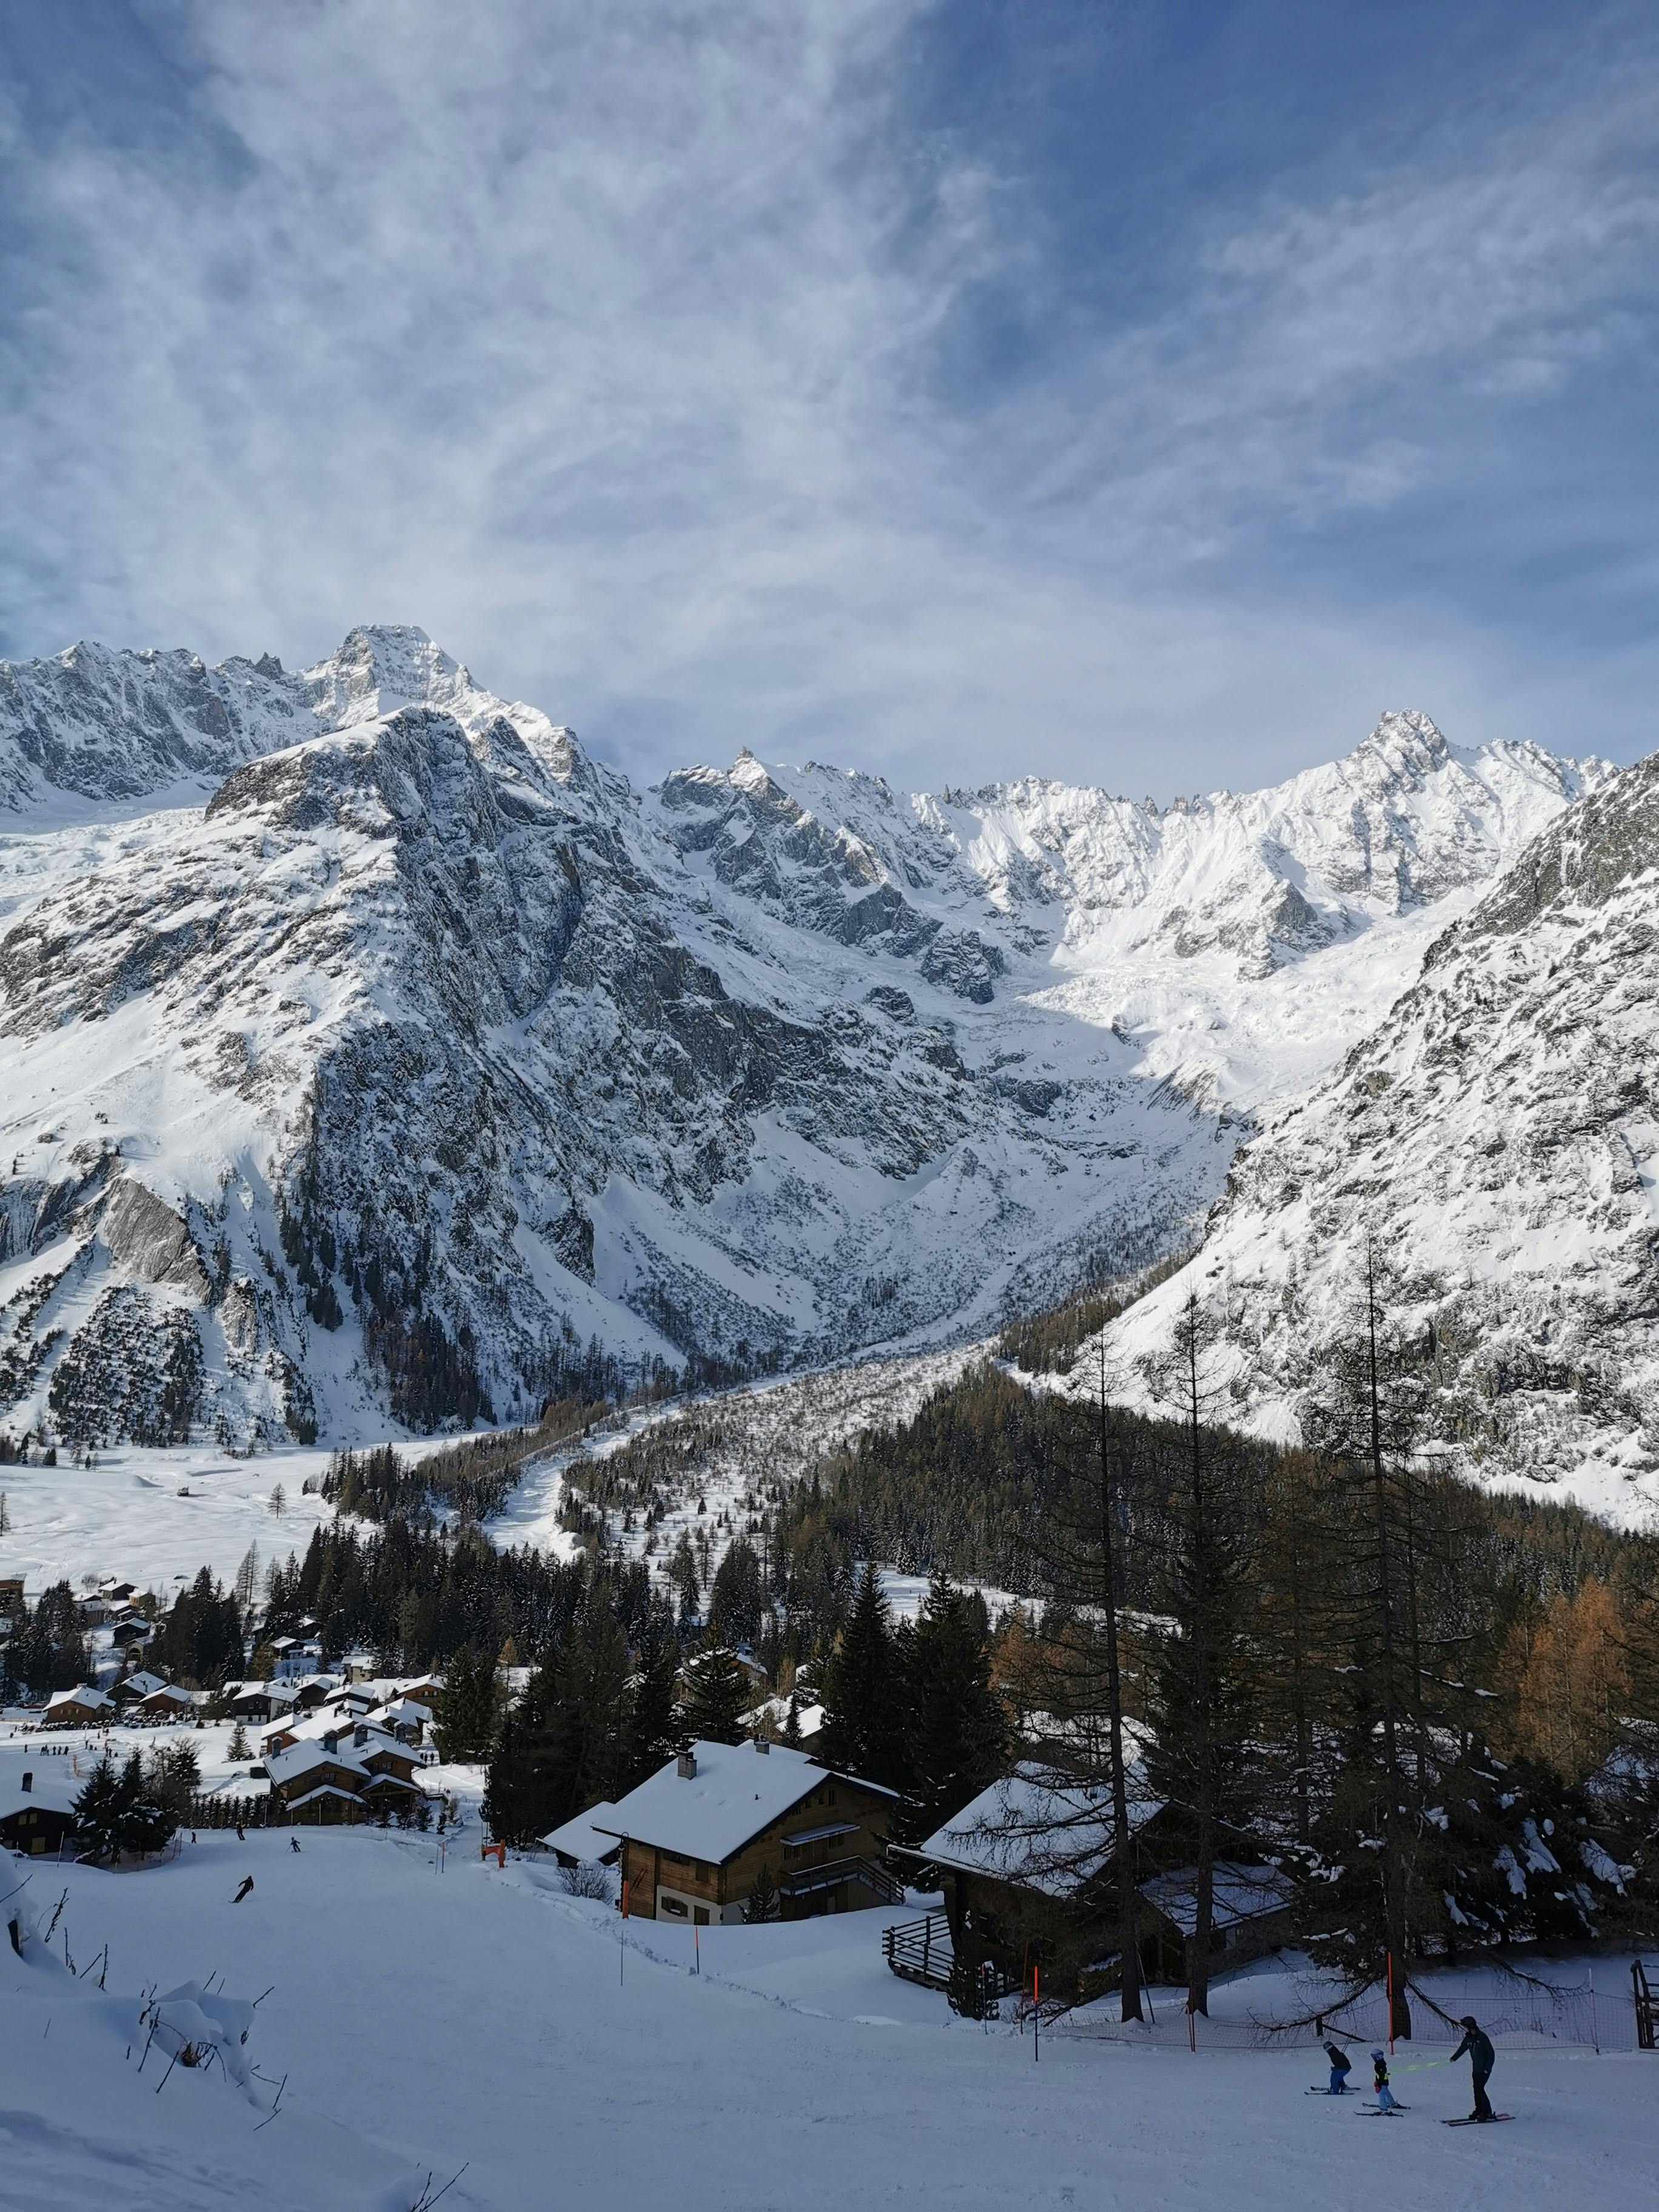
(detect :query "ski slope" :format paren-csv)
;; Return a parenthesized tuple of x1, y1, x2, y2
(2, 1821, 1654, 2210)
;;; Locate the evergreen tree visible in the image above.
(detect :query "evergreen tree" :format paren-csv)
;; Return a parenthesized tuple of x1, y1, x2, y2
(903, 1570, 1006, 1842)
(1026, 1367, 1148, 2022)
(680, 1641, 752, 1745)
(628, 1610, 685, 1782)
(1139, 1294, 1259, 2014)
(228, 1718, 252, 1761)
(743, 1862, 782, 1923)
(818, 1563, 909, 1790)
(434, 1643, 500, 1762)
(72, 1753, 127, 1865)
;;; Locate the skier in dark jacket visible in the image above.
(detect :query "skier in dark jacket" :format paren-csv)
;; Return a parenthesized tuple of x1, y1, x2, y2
(1322, 2041, 1353, 2094)
(1451, 2016, 1496, 2119)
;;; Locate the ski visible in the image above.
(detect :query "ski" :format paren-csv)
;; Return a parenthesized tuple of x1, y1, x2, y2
(1443, 2114, 1514, 2127)
(1359, 2106, 1408, 2115)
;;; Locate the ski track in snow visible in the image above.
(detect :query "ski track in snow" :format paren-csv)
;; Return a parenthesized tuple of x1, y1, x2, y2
(2, 1812, 1654, 2211)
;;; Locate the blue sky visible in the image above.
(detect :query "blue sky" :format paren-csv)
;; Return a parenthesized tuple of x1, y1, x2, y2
(1, 1, 1655, 795)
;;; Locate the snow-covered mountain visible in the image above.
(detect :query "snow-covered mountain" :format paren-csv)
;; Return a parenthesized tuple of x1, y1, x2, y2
(0, 625, 1610, 1447)
(1096, 746, 1659, 1522)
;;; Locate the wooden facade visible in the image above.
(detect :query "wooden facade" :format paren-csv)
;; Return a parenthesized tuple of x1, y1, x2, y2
(611, 1767, 897, 1926)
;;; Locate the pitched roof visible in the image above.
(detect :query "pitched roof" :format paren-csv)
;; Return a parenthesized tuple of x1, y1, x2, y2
(591, 1741, 895, 1864)
(1138, 1862, 1296, 1934)
(905, 1763, 1165, 1899)
(264, 1738, 370, 1787)
(45, 1685, 113, 1714)
(0, 1758, 82, 1821)
(541, 1801, 622, 1862)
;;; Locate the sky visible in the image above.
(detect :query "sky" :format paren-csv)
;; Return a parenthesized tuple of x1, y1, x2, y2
(1, 0, 1655, 797)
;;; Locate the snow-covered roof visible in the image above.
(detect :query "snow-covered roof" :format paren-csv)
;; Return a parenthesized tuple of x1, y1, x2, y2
(591, 1741, 894, 1864)
(44, 1685, 112, 1714)
(0, 1759, 82, 1820)
(542, 1801, 622, 1862)
(906, 1764, 1164, 1899)
(265, 1738, 370, 1787)
(116, 1670, 169, 1698)
(1137, 1863, 1296, 1935)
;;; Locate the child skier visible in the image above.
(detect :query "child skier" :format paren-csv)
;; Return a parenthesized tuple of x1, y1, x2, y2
(1370, 2050, 1398, 2111)
(1322, 2042, 1353, 2094)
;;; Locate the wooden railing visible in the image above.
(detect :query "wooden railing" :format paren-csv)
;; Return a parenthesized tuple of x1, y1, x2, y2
(782, 1854, 905, 1907)
(882, 1911, 953, 1990)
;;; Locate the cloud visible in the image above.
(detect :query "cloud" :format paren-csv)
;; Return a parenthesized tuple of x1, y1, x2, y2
(1, 1, 1657, 794)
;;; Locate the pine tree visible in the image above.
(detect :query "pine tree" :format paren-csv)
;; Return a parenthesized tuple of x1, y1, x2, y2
(228, 1718, 252, 1761)
(743, 1861, 782, 1922)
(72, 1753, 127, 1865)
(818, 1563, 908, 1790)
(680, 1641, 752, 1745)
(903, 1570, 1005, 1842)
(1139, 1294, 1258, 2015)
(628, 1611, 685, 1783)
(1025, 1360, 1148, 2022)
(1298, 1247, 1472, 2037)
(434, 1643, 499, 1763)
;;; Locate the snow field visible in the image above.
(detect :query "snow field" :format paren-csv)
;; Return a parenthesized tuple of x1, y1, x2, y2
(3, 1826, 1655, 2210)
(0, 1437, 353, 1600)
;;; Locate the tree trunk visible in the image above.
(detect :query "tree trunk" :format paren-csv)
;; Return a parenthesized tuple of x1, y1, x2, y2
(1098, 1349, 1144, 2023)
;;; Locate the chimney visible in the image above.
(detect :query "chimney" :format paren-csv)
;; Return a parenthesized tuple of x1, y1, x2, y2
(753, 1736, 769, 1754)
(677, 1751, 697, 1780)
(354, 1726, 367, 1748)
(323, 1730, 338, 1755)
(21, 1771, 31, 1794)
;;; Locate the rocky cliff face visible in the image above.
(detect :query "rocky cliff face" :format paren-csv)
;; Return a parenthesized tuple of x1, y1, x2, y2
(1098, 749, 1659, 1520)
(0, 625, 1611, 1447)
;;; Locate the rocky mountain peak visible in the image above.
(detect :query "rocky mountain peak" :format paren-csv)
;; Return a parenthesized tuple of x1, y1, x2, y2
(300, 624, 469, 729)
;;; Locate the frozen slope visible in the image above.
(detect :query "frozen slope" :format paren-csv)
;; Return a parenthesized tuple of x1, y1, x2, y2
(2, 1826, 1655, 2212)
(1091, 746, 1659, 1522)
(0, 626, 1609, 1445)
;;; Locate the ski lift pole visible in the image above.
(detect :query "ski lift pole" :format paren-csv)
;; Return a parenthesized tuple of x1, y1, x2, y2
(1034, 1965, 1039, 2065)
(1386, 1952, 1395, 2057)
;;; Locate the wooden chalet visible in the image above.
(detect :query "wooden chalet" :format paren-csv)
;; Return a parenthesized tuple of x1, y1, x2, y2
(41, 1686, 113, 1729)
(0, 1765, 79, 1857)
(591, 1739, 902, 1926)
(890, 1762, 1295, 1998)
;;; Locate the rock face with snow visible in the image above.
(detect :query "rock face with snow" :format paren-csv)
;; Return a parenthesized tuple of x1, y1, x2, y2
(0, 625, 1612, 1446)
(1099, 748, 1659, 1518)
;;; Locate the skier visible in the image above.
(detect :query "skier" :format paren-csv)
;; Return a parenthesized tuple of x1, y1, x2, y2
(1370, 2050, 1398, 2112)
(232, 1875, 255, 1903)
(290, 1836, 301, 1853)
(1321, 2041, 1353, 2094)
(236, 1822, 246, 1842)
(1450, 2015, 1496, 2120)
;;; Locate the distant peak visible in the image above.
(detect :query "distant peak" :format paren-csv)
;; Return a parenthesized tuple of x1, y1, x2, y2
(303, 624, 469, 730)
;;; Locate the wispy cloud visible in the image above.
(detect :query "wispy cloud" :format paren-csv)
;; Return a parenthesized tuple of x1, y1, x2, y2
(1, 1, 1656, 793)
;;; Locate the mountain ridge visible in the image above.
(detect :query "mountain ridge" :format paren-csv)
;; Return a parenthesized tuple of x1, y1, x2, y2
(0, 623, 1618, 1455)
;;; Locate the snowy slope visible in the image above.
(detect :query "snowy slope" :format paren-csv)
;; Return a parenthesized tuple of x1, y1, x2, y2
(0, 625, 1609, 1447)
(2, 1819, 1655, 2211)
(1090, 747, 1659, 1523)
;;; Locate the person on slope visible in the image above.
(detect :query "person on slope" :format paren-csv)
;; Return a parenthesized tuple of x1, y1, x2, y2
(1321, 2042, 1353, 2094)
(290, 1835, 301, 1853)
(1450, 2016, 1496, 2120)
(1370, 2051, 1398, 2112)
(232, 1875, 255, 1903)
